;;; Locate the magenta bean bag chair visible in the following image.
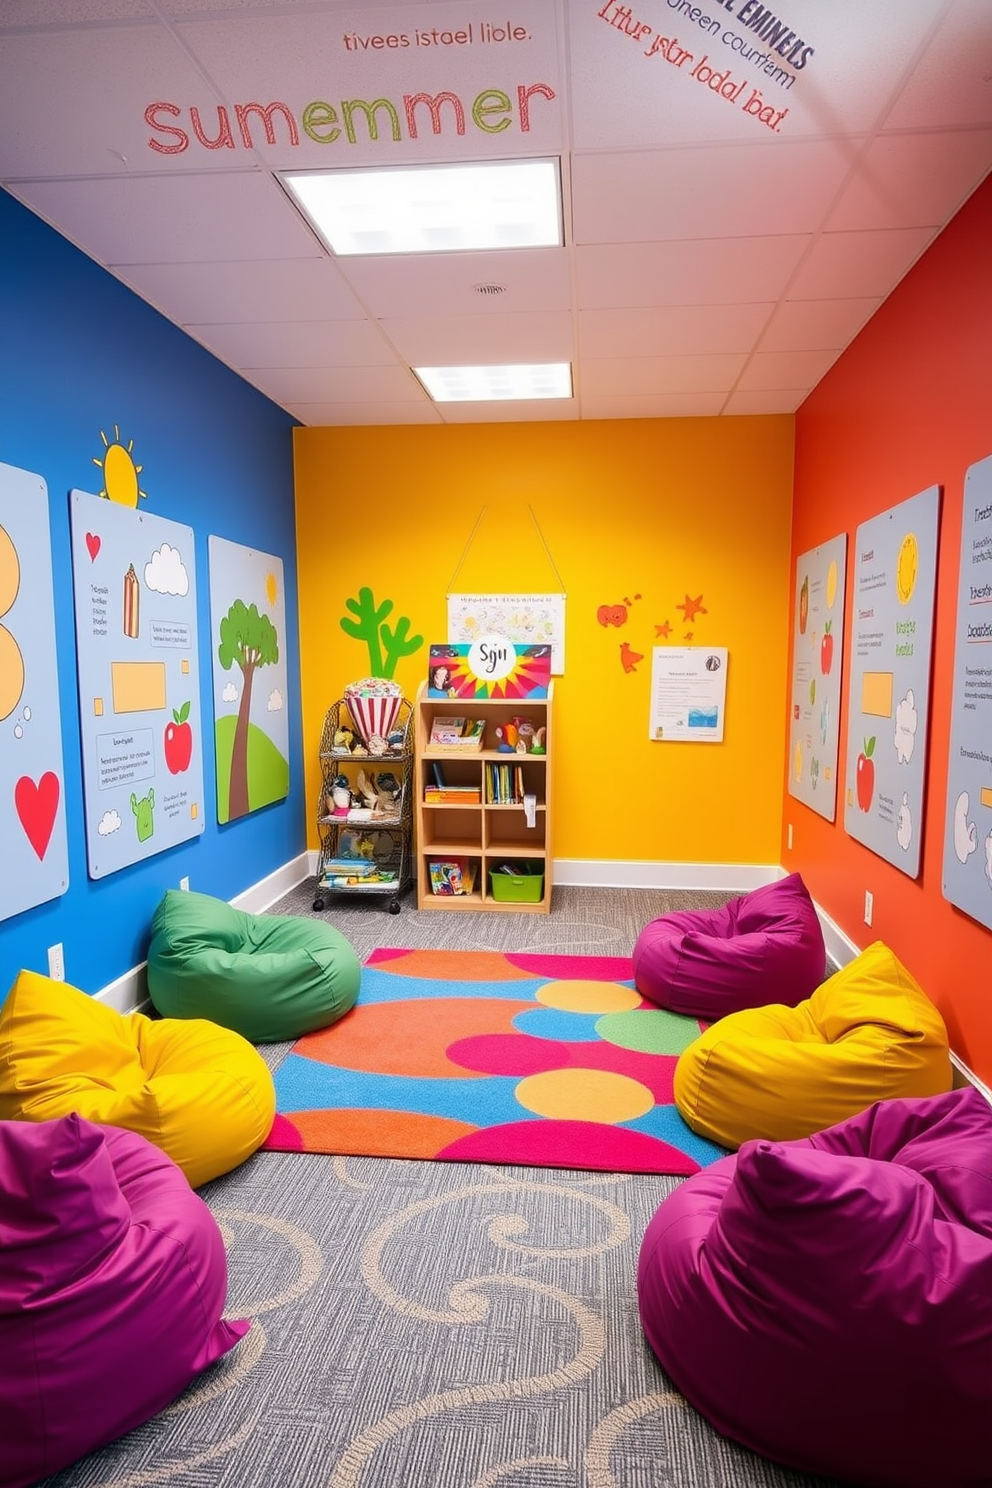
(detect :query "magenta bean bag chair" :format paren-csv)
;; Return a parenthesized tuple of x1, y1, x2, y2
(637, 1086, 992, 1488)
(0, 1114, 249, 1488)
(632, 872, 826, 1019)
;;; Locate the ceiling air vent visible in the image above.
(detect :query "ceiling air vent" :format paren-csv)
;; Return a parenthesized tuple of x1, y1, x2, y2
(473, 283, 507, 297)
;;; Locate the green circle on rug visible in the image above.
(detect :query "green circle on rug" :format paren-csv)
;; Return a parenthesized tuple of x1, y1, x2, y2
(596, 1008, 701, 1055)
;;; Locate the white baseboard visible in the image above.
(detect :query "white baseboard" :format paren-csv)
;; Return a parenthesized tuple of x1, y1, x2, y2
(96, 853, 311, 1013)
(551, 859, 784, 892)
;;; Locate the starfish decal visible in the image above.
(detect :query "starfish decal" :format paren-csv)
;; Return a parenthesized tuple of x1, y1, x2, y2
(676, 594, 707, 623)
(655, 620, 672, 639)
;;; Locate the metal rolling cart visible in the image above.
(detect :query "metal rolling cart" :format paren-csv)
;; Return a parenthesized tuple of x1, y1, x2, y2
(312, 695, 414, 915)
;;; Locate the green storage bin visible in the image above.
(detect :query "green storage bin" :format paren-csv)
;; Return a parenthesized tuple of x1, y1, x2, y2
(489, 863, 544, 903)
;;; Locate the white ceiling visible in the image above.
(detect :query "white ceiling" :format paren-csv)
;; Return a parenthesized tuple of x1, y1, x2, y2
(2, 0, 990, 425)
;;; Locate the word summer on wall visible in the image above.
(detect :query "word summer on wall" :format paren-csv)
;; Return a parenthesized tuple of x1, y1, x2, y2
(144, 84, 556, 154)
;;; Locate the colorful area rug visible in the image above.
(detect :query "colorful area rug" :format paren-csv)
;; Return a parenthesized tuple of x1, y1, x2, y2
(264, 948, 725, 1175)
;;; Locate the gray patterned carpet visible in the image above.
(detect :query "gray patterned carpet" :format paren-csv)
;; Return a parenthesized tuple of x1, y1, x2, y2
(44, 885, 845, 1488)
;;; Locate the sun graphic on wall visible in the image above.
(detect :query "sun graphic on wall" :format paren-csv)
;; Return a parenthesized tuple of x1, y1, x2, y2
(265, 569, 279, 607)
(93, 426, 147, 506)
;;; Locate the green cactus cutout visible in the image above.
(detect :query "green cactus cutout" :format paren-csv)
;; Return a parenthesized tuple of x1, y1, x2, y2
(340, 586, 423, 678)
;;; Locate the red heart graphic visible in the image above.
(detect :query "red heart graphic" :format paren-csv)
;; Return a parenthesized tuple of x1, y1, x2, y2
(14, 772, 60, 860)
(85, 532, 101, 561)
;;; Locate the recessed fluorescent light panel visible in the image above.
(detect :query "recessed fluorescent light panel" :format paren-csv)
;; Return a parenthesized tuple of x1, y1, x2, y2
(415, 363, 572, 402)
(281, 159, 562, 255)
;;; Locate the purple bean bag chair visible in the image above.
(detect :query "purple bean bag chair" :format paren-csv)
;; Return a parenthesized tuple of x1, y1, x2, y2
(0, 1114, 249, 1488)
(632, 872, 825, 1019)
(637, 1086, 992, 1488)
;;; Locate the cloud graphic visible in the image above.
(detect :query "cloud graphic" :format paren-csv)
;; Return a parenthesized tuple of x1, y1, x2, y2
(267, 689, 284, 712)
(893, 689, 918, 764)
(896, 792, 912, 852)
(98, 810, 122, 836)
(953, 791, 978, 864)
(222, 683, 238, 703)
(144, 543, 189, 596)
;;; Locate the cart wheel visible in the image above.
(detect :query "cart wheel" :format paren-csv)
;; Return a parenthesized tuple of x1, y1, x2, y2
(312, 896, 325, 912)
(389, 898, 402, 914)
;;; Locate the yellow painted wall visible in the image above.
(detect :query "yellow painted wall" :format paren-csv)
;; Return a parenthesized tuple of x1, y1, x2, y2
(294, 416, 794, 866)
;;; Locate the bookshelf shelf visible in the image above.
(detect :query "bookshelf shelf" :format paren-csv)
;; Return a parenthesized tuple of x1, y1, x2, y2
(413, 679, 553, 914)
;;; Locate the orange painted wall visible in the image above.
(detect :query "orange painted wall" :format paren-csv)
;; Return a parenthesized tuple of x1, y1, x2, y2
(787, 174, 992, 1082)
(295, 416, 794, 873)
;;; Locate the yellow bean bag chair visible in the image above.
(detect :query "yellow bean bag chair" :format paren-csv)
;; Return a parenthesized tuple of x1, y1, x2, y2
(673, 941, 952, 1150)
(0, 970, 275, 1187)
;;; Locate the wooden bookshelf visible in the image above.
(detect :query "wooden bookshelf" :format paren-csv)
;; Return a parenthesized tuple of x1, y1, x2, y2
(413, 680, 553, 913)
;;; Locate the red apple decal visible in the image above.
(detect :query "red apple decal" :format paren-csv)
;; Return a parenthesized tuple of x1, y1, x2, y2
(164, 701, 193, 774)
(820, 620, 834, 675)
(856, 736, 875, 813)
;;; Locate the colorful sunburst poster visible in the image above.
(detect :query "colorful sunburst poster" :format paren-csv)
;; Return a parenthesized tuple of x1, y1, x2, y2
(427, 640, 551, 700)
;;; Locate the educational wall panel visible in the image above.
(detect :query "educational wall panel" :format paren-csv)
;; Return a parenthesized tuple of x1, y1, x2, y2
(208, 535, 289, 823)
(70, 489, 205, 878)
(788, 534, 847, 821)
(843, 486, 940, 878)
(942, 454, 992, 932)
(0, 463, 69, 921)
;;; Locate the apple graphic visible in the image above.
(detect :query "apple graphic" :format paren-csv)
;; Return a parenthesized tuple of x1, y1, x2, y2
(820, 620, 834, 675)
(856, 736, 876, 813)
(164, 701, 193, 774)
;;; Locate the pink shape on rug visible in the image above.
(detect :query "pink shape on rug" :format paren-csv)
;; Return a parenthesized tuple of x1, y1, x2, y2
(448, 1033, 677, 1102)
(448, 1033, 572, 1078)
(437, 1119, 700, 1175)
(505, 951, 638, 984)
(264, 1113, 304, 1151)
(365, 947, 414, 966)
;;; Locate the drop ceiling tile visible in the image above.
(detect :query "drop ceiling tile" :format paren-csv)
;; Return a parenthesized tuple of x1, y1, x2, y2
(250, 364, 426, 404)
(186, 319, 395, 368)
(0, 25, 218, 177)
(286, 402, 444, 428)
(724, 389, 807, 414)
(581, 353, 746, 397)
(437, 399, 578, 423)
(580, 392, 728, 419)
(825, 129, 992, 232)
(115, 258, 367, 324)
(737, 348, 841, 391)
(380, 311, 573, 363)
(10, 172, 320, 264)
(171, 3, 564, 168)
(885, 0, 992, 128)
(567, 0, 947, 149)
(759, 297, 881, 352)
(338, 248, 572, 318)
(0, 0, 148, 22)
(574, 236, 811, 308)
(788, 225, 936, 298)
(579, 302, 773, 358)
(571, 142, 859, 244)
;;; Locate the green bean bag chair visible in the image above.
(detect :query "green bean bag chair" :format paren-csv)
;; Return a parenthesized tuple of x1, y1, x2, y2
(147, 889, 360, 1043)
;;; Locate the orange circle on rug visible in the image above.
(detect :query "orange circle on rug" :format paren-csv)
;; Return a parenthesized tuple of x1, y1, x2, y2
(535, 979, 642, 1015)
(515, 1068, 654, 1124)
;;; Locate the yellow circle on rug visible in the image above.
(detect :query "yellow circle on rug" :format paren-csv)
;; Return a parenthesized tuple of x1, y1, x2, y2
(535, 979, 642, 1015)
(515, 1068, 654, 1124)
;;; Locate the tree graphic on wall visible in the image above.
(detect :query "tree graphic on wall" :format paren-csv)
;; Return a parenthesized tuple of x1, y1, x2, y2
(217, 599, 279, 820)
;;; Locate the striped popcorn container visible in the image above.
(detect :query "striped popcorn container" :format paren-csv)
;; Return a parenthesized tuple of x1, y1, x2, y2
(344, 678, 402, 748)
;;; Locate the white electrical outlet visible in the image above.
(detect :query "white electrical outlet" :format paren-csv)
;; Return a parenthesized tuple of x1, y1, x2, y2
(47, 943, 65, 981)
(864, 890, 874, 927)
(180, 876, 190, 891)
(787, 823, 793, 850)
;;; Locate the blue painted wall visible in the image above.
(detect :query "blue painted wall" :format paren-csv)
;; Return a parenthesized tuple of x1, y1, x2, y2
(0, 189, 305, 998)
